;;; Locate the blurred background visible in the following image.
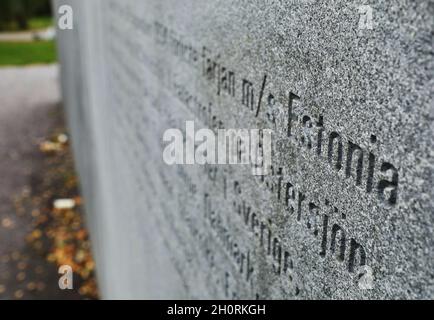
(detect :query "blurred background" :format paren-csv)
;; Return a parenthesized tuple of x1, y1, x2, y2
(0, 0, 98, 299)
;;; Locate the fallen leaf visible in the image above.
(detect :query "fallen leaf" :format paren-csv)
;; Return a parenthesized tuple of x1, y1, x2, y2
(1, 218, 14, 229)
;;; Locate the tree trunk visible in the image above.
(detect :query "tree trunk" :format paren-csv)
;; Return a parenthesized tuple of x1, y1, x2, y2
(16, 14, 28, 30)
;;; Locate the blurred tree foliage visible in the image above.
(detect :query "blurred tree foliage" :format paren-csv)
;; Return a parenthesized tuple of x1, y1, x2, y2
(0, 0, 52, 31)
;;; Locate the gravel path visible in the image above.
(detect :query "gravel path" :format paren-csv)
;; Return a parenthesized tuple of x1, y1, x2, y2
(0, 65, 84, 299)
(0, 31, 35, 42)
(0, 28, 55, 42)
(0, 65, 61, 217)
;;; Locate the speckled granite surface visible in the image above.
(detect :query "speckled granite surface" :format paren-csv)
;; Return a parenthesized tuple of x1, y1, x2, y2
(55, 0, 433, 299)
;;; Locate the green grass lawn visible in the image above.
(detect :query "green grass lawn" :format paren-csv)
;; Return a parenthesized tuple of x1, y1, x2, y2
(28, 16, 54, 30)
(0, 41, 57, 66)
(0, 16, 53, 32)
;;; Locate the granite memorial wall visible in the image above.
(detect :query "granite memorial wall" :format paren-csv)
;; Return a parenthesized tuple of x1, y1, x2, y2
(54, 0, 434, 299)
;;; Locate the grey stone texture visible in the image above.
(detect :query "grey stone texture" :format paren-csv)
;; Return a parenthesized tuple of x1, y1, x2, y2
(54, 0, 434, 299)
